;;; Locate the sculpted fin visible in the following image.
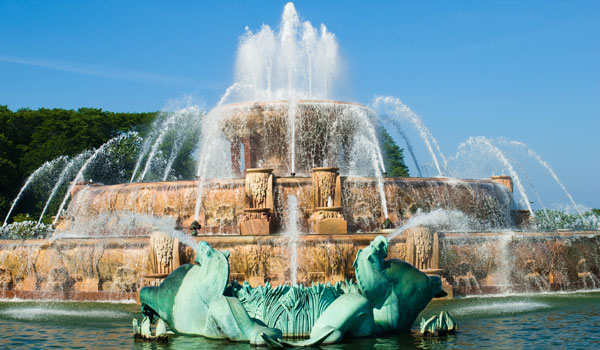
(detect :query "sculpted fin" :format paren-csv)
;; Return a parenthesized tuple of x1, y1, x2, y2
(262, 327, 335, 348)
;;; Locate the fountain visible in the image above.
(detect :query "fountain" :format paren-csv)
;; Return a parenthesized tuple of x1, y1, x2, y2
(0, 0, 598, 330)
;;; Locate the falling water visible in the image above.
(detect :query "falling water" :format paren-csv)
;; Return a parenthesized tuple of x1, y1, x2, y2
(503, 139, 584, 220)
(283, 195, 300, 285)
(496, 230, 516, 294)
(53, 132, 137, 225)
(373, 96, 447, 176)
(511, 158, 550, 222)
(457, 137, 535, 217)
(37, 151, 91, 225)
(193, 107, 228, 221)
(3, 156, 68, 227)
(351, 135, 389, 219)
(288, 99, 297, 174)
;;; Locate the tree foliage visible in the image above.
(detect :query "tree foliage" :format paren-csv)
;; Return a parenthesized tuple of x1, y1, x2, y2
(0, 106, 157, 219)
(379, 127, 410, 177)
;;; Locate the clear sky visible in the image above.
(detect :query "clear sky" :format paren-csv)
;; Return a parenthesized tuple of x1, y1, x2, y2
(1, 0, 598, 209)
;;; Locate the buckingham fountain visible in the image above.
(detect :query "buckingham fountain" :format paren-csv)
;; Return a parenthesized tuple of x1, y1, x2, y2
(0, 2, 599, 346)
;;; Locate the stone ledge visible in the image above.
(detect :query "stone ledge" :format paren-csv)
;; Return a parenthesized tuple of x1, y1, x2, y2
(0, 290, 136, 301)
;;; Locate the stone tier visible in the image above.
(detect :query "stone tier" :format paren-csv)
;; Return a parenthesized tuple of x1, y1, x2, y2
(62, 175, 515, 235)
(1, 230, 599, 301)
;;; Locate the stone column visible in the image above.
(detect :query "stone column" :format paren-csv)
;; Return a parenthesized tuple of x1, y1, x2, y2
(230, 141, 242, 177)
(239, 168, 274, 235)
(404, 226, 439, 271)
(309, 167, 347, 234)
(147, 230, 181, 278)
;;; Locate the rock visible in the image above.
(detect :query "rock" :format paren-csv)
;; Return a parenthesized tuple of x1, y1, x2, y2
(0, 266, 13, 291)
(45, 267, 75, 292)
(113, 266, 139, 292)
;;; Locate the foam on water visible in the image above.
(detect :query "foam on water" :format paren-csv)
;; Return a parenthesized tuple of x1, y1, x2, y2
(452, 301, 551, 317)
(0, 307, 130, 321)
(464, 289, 600, 299)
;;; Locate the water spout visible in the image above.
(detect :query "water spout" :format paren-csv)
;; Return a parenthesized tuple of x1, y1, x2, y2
(53, 132, 137, 225)
(37, 151, 91, 226)
(283, 195, 301, 285)
(3, 156, 68, 227)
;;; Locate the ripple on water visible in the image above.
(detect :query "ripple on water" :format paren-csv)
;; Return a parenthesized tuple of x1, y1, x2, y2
(452, 301, 551, 317)
(0, 307, 130, 321)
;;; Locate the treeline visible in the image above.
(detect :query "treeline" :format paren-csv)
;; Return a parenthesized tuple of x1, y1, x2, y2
(0, 106, 157, 219)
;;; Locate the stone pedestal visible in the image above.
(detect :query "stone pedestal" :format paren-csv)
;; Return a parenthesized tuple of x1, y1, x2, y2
(309, 168, 347, 234)
(240, 168, 275, 235)
(309, 207, 347, 234)
(513, 209, 533, 228)
(491, 175, 513, 193)
(240, 208, 272, 236)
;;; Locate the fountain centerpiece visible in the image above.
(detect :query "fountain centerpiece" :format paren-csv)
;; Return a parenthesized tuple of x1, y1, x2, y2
(220, 100, 364, 176)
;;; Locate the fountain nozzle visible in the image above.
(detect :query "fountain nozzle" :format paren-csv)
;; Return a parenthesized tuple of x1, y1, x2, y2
(382, 218, 394, 229)
(290, 172, 296, 177)
(190, 220, 201, 236)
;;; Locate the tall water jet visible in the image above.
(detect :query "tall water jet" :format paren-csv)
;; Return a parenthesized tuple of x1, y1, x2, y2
(373, 96, 447, 176)
(283, 195, 300, 285)
(53, 132, 138, 225)
(231, 2, 340, 102)
(37, 151, 91, 225)
(3, 156, 68, 227)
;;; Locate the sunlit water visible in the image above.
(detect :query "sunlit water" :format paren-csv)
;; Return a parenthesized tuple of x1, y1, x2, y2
(1, 292, 599, 349)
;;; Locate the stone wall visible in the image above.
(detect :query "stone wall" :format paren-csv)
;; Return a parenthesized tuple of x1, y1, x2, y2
(439, 231, 600, 295)
(0, 235, 408, 300)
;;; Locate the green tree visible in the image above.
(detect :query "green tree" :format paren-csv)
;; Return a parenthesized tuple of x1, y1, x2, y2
(379, 127, 410, 177)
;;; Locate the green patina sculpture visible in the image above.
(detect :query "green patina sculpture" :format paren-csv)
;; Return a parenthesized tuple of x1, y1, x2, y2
(133, 235, 451, 346)
(420, 311, 457, 336)
(134, 241, 282, 345)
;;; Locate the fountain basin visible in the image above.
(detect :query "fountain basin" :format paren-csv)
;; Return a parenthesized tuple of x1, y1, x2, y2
(1, 230, 599, 301)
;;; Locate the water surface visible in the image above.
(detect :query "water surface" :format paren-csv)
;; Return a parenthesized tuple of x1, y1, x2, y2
(1, 291, 599, 349)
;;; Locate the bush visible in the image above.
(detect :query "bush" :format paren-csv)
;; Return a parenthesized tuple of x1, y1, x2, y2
(533, 209, 600, 231)
(0, 220, 54, 240)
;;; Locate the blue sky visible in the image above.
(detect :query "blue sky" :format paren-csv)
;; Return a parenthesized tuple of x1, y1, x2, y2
(1, 0, 598, 209)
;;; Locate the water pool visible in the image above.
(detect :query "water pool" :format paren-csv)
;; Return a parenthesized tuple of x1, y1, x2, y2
(1, 291, 599, 349)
